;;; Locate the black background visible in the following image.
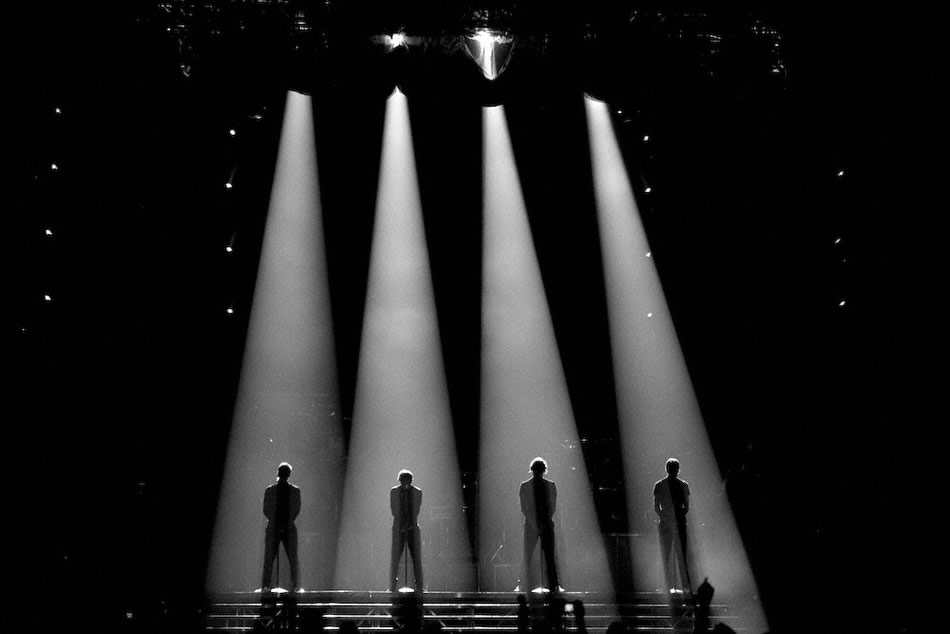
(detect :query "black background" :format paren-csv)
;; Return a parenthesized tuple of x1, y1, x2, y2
(7, 2, 931, 633)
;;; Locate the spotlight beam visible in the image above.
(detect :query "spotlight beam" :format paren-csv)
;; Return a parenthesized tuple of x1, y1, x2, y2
(207, 91, 343, 593)
(479, 105, 613, 597)
(334, 90, 473, 591)
(586, 96, 766, 630)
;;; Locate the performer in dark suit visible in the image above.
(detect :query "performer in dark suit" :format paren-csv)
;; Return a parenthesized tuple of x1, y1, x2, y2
(261, 462, 301, 591)
(390, 469, 424, 592)
(519, 457, 561, 591)
(653, 458, 690, 592)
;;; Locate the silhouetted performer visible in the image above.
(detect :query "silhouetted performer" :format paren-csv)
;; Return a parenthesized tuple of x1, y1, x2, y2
(262, 462, 301, 591)
(653, 458, 690, 592)
(390, 469, 424, 591)
(519, 457, 560, 591)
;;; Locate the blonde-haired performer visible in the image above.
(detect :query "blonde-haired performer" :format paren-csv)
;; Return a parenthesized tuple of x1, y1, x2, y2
(389, 469, 423, 592)
(518, 457, 561, 592)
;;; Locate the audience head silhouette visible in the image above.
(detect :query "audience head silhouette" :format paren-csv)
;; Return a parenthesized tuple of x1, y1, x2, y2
(339, 621, 360, 634)
(530, 457, 547, 476)
(606, 622, 627, 634)
(398, 469, 413, 486)
(665, 458, 680, 477)
(277, 462, 292, 480)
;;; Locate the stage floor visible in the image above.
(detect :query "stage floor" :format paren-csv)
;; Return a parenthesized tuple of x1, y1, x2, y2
(204, 589, 733, 633)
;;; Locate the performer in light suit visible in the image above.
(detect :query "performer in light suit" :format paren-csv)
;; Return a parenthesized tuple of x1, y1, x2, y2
(654, 458, 690, 592)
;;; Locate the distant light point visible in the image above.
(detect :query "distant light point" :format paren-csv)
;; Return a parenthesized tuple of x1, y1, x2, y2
(229, 128, 237, 137)
(225, 182, 233, 190)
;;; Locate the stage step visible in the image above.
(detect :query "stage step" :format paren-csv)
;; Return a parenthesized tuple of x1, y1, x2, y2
(203, 591, 738, 633)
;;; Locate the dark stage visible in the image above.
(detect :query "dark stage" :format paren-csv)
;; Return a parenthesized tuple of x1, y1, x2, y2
(7, 2, 927, 634)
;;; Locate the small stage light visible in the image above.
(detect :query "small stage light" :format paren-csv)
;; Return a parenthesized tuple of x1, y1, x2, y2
(226, 307, 234, 314)
(44, 294, 52, 302)
(473, 30, 497, 49)
(54, 107, 62, 115)
(643, 135, 650, 142)
(45, 229, 54, 237)
(225, 245, 234, 253)
(390, 33, 406, 48)
(837, 169, 845, 177)
(644, 186, 652, 193)
(465, 30, 514, 80)
(838, 300, 847, 307)
(834, 237, 842, 244)
(229, 128, 237, 137)
(646, 252, 652, 258)
(225, 182, 233, 189)
(51, 163, 59, 171)
(647, 312, 654, 318)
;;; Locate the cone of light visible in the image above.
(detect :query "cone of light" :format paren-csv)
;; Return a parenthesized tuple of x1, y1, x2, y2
(586, 96, 767, 630)
(207, 91, 343, 593)
(334, 90, 473, 591)
(479, 105, 613, 596)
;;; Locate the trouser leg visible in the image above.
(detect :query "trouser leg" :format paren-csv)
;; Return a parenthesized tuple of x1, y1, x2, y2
(262, 525, 277, 588)
(391, 530, 406, 589)
(658, 522, 676, 590)
(540, 523, 559, 588)
(674, 521, 689, 590)
(283, 526, 300, 588)
(522, 524, 539, 589)
(407, 527, 423, 589)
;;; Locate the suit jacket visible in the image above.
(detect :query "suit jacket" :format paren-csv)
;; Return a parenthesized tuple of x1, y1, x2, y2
(520, 476, 557, 530)
(390, 485, 423, 532)
(263, 480, 301, 530)
(653, 476, 689, 523)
